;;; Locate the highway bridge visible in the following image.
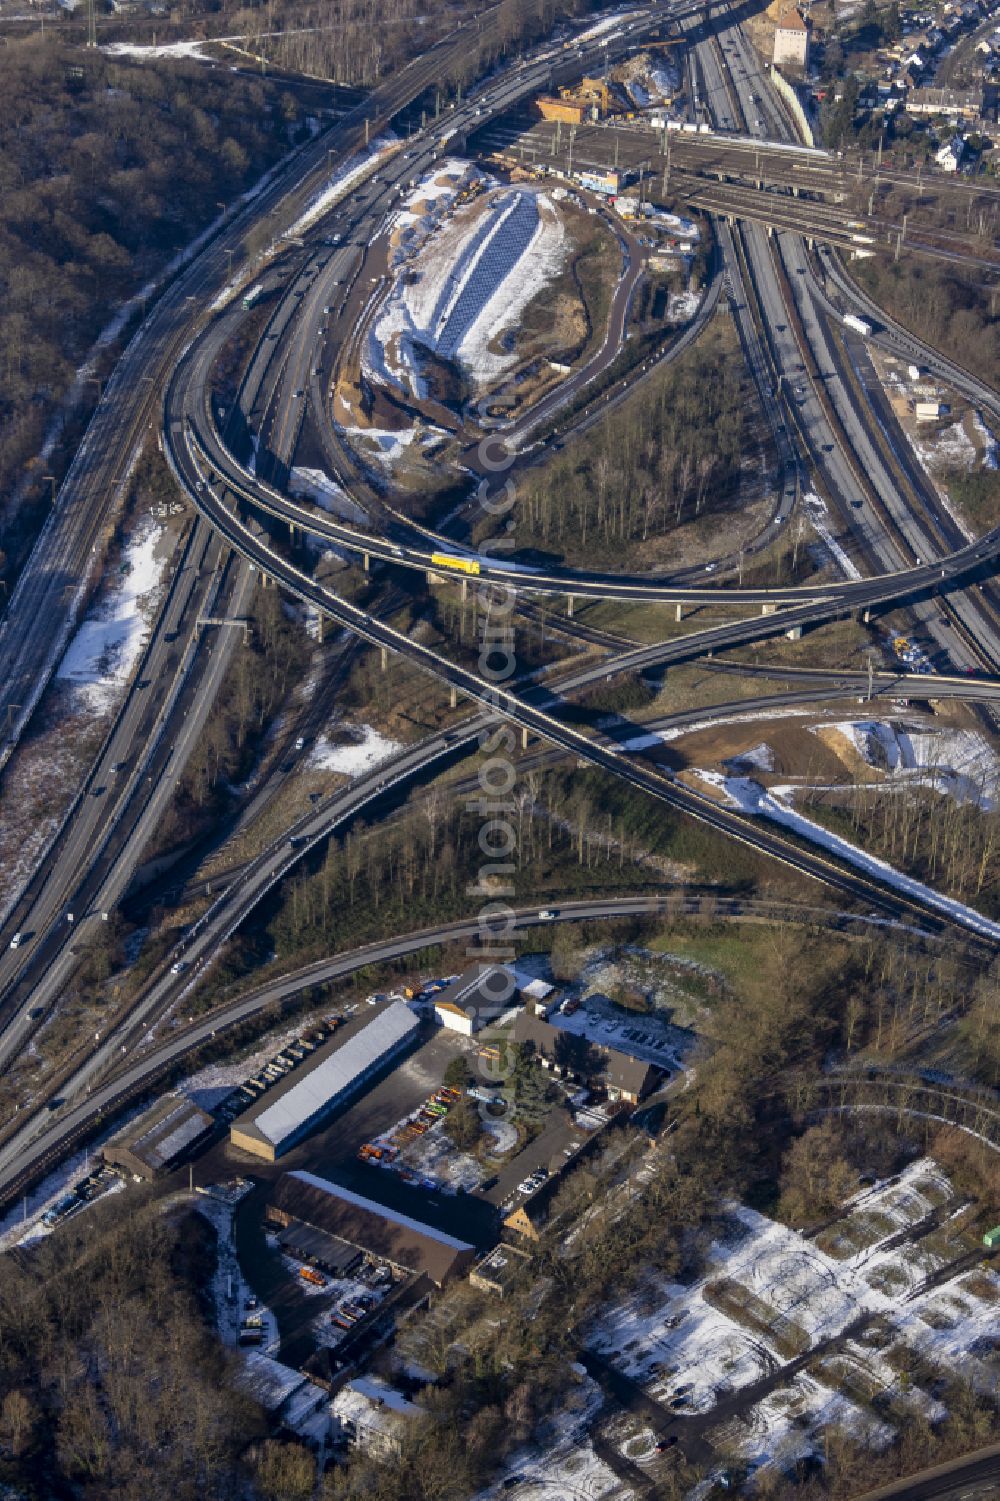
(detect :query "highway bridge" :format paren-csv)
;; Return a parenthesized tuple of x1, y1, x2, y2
(2, 0, 1000, 1240)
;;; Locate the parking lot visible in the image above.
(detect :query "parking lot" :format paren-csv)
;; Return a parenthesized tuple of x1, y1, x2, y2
(481, 1108, 590, 1212)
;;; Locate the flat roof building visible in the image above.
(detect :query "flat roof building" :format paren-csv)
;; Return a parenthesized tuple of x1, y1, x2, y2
(104, 1094, 216, 1181)
(469, 1241, 532, 1297)
(433, 964, 519, 1035)
(331, 1376, 426, 1460)
(230, 1002, 419, 1161)
(268, 1171, 476, 1286)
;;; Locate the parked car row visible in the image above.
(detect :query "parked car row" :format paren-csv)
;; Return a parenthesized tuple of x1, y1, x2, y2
(329, 1289, 378, 1332)
(517, 1167, 549, 1196)
(214, 1018, 341, 1122)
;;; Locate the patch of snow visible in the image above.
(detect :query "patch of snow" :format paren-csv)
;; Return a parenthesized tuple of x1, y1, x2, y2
(586, 1161, 962, 1474)
(727, 742, 774, 771)
(289, 465, 367, 523)
(575, 10, 643, 42)
(178, 1017, 329, 1111)
(828, 720, 1000, 808)
(481, 1115, 519, 1155)
(802, 491, 862, 580)
(0, 1106, 146, 1253)
(652, 209, 698, 238)
(650, 63, 679, 98)
(56, 520, 167, 713)
(308, 723, 403, 777)
(104, 38, 212, 60)
(620, 704, 809, 753)
(371, 182, 568, 394)
(338, 424, 423, 469)
(473, 1371, 611, 1499)
(913, 420, 978, 475)
(287, 134, 396, 239)
(547, 991, 681, 1072)
(696, 771, 1000, 941)
(667, 289, 701, 323)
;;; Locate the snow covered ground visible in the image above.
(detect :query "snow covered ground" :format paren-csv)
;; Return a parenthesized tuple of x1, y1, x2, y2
(802, 491, 862, 581)
(667, 290, 701, 323)
(586, 1161, 993, 1476)
(56, 519, 168, 713)
(825, 720, 1000, 808)
(0, 1106, 145, 1254)
(545, 991, 682, 1072)
(694, 770, 1000, 942)
(178, 1019, 316, 1111)
(474, 1369, 616, 1500)
(649, 62, 680, 99)
(307, 723, 403, 776)
(289, 465, 367, 523)
(287, 134, 396, 239)
(336, 424, 436, 472)
(619, 704, 810, 754)
(913, 419, 978, 476)
(105, 38, 213, 60)
(369, 169, 569, 394)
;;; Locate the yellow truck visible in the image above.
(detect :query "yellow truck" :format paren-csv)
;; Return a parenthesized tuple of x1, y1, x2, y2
(430, 552, 481, 576)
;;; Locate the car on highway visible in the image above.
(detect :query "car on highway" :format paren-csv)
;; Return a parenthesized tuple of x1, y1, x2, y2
(9, 933, 22, 950)
(537, 908, 558, 920)
(170, 960, 188, 976)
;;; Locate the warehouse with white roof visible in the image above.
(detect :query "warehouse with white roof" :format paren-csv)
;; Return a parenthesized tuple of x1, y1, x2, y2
(229, 1001, 419, 1161)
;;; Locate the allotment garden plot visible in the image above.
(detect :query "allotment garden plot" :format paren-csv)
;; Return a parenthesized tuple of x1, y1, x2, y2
(587, 1159, 1000, 1476)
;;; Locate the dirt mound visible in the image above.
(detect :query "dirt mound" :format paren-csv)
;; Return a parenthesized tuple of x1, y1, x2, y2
(670, 717, 849, 783)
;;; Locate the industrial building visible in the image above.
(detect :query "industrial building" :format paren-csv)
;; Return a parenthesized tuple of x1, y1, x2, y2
(432, 963, 519, 1035)
(103, 1094, 216, 1181)
(267, 1170, 476, 1286)
(536, 76, 618, 125)
(772, 5, 810, 69)
(229, 1001, 419, 1161)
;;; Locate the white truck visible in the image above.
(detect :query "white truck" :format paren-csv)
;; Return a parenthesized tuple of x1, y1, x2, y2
(843, 313, 873, 337)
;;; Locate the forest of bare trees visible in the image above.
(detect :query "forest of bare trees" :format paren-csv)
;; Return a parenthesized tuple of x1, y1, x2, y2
(853, 254, 1000, 390)
(0, 1199, 270, 1499)
(0, 38, 303, 586)
(263, 0, 590, 90)
(807, 776, 1000, 914)
(507, 330, 750, 563)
